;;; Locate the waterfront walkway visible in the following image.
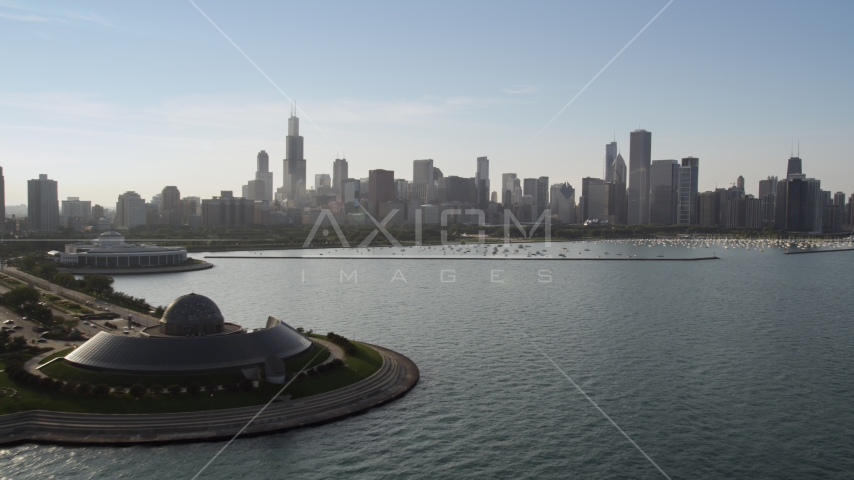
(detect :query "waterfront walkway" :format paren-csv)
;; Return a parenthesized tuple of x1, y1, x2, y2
(0, 344, 418, 446)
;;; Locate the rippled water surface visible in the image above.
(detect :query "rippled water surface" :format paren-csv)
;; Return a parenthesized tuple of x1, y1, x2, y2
(2, 241, 853, 479)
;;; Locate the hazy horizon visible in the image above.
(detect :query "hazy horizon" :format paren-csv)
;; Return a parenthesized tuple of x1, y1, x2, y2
(1, 0, 852, 207)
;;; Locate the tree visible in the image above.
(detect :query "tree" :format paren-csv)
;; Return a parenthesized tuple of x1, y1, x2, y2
(187, 382, 201, 395)
(35, 262, 59, 280)
(149, 384, 164, 394)
(83, 274, 114, 297)
(239, 378, 255, 392)
(2, 286, 39, 309)
(129, 384, 147, 400)
(167, 384, 181, 396)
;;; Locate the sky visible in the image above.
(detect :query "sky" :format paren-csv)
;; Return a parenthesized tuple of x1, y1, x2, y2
(1, 0, 852, 207)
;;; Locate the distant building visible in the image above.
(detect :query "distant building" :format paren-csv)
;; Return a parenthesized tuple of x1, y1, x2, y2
(502, 173, 517, 207)
(333, 158, 348, 197)
(368, 169, 395, 218)
(92, 204, 105, 221)
(394, 179, 408, 201)
(677, 157, 699, 225)
(314, 173, 331, 191)
(786, 157, 802, 177)
(536, 177, 549, 213)
(50, 231, 188, 267)
(115, 191, 146, 229)
(201, 191, 255, 227)
(160, 186, 181, 216)
(255, 150, 274, 202)
(758, 176, 778, 228)
(628, 129, 651, 225)
(413, 159, 436, 203)
(649, 160, 678, 225)
(61, 197, 92, 221)
(27, 174, 59, 232)
(283, 108, 306, 198)
(553, 183, 576, 224)
(476, 156, 490, 210)
(604, 141, 618, 183)
(610, 153, 627, 224)
(97, 218, 111, 231)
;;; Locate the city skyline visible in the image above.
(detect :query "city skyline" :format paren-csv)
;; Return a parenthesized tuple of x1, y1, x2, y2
(1, 1, 853, 206)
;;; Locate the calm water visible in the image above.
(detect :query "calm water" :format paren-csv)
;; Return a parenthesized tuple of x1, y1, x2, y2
(2, 241, 853, 479)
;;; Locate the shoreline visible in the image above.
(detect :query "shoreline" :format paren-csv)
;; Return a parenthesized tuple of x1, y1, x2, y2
(58, 261, 213, 275)
(0, 344, 418, 447)
(204, 255, 721, 261)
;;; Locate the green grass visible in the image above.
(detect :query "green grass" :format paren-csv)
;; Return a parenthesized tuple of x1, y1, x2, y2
(0, 339, 383, 414)
(279, 341, 383, 400)
(38, 347, 73, 365)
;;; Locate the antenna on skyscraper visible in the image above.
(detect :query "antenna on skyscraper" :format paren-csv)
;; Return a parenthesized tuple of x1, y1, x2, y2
(797, 139, 800, 157)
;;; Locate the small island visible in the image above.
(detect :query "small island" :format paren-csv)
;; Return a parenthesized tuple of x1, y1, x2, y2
(0, 293, 418, 446)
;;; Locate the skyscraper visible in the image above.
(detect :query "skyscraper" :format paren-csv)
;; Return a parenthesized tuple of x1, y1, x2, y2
(628, 129, 652, 225)
(678, 157, 700, 225)
(552, 183, 577, 224)
(368, 169, 395, 218)
(27, 174, 59, 232)
(161, 186, 181, 214)
(536, 177, 549, 213)
(786, 157, 802, 177)
(611, 153, 627, 224)
(736, 175, 745, 191)
(604, 141, 617, 182)
(759, 176, 778, 228)
(523, 178, 538, 204)
(115, 191, 146, 229)
(314, 174, 331, 191)
(283, 107, 306, 197)
(333, 158, 348, 196)
(502, 173, 517, 206)
(476, 156, 490, 210)
(649, 160, 679, 225)
(413, 159, 436, 203)
(255, 150, 273, 202)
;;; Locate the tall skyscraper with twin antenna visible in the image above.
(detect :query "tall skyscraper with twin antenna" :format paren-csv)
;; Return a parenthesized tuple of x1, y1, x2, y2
(283, 105, 306, 198)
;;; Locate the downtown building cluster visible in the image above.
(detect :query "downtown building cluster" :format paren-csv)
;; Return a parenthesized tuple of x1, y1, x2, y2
(6, 119, 854, 235)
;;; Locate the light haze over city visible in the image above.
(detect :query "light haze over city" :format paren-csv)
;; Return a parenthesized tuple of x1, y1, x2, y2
(1, 0, 852, 206)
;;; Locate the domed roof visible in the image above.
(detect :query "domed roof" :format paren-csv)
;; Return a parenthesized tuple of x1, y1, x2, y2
(161, 293, 225, 326)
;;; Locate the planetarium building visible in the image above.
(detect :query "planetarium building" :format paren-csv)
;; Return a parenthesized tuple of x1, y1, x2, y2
(63, 294, 313, 374)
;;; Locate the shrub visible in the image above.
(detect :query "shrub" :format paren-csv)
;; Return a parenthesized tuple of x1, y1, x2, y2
(77, 382, 94, 395)
(330, 359, 344, 369)
(224, 382, 239, 394)
(39, 377, 56, 390)
(52, 380, 66, 392)
(92, 383, 111, 397)
(129, 384, 147, 400)
(62, 382, 78, 394)
(149, 384, 164, 394)
(239, 378, 254, 392)
(187, 383, 201, 395)
(167, 384, 182, 396)
(204, 384, 218, 393)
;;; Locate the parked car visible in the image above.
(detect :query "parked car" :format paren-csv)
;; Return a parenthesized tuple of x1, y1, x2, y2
(36, 338, 47, 343)
(122, 327, 129, 334)
(83, 321, 89, 325)
(3, 319, 13, 324)
(12, 325, 23, 330)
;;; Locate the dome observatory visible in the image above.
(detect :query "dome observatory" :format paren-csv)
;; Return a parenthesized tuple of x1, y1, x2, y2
(159, 293, 225, 335)
(63, 293, 313, 374)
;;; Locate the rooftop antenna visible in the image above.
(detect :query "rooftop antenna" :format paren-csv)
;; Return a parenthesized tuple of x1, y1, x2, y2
(797, 139, 800, 157)
(791, 140, 793, 157)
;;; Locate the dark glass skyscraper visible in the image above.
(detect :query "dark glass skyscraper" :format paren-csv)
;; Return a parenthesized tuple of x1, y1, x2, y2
(678, 157, 700, 225)
(333, 158, 348, 197)
(283, 108, 305, 197)
(649, 160, 679, 225)
(476, 156, 490, 210)
(628, 129, 652, 225)
(786, 157, 802, 177)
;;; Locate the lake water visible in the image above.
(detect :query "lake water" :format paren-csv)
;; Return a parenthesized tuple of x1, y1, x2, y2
(2, 241, 853, 479)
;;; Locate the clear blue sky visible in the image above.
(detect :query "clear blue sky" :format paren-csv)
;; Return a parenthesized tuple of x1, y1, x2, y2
(1, 0, 852, 206)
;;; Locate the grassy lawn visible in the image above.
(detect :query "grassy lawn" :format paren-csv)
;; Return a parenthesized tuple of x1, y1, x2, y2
(0, 339, 383, 414)
(38, 347, 73, 365)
